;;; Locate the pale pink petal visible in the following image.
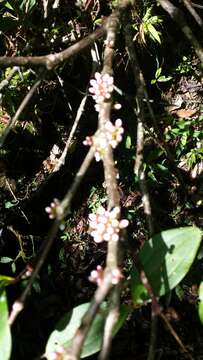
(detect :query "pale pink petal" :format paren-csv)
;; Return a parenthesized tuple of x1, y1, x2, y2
(119, 219, 129, 228)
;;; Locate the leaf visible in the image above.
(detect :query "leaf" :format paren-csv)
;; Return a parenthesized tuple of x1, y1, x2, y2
(0, 290, 12, 360)
(131, 267, 149, 305)
(125, 135, 132, 149)
(175, 109, 197, 118)
(198, 282, 203, 325)
(5, 201, 16, 209)
(155, 67, 162, 79)
(157, 75, 172, 82)
(131, 227, 202, 302)
(0, 275, 15, 291)
(46, 302, 129, 358)
(147, 23, 161, 44)
(0, 257, 13, 264)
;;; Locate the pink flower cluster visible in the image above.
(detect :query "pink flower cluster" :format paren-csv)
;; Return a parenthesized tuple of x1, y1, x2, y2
(83, 119, 124, 161)
(89, 265, 123, 286)
(89, 206, 129, 243)
(89, 72, 114, 108)
(105, 119, 124, 148)
(45, 198, 63, 219)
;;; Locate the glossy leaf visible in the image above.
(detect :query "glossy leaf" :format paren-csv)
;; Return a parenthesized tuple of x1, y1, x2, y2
(46, 302, 129, 358)
(0, 290, 11, 360)
(131, 227, 202, 302)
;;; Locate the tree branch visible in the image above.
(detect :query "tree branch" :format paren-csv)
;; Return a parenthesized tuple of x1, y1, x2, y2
(0, 27, 106, 70)
(158, 0, 203, 65)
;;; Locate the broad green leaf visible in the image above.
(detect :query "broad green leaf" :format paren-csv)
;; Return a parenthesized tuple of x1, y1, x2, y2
(45, 302, 129, 358)
(131, 227, 202, 302)
(0, 290, 11, 360)
(198, 282, 203, 325)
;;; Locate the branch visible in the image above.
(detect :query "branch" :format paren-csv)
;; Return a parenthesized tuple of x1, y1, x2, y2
(0, 79, 41, 148)
(0, 27, 106, 70)
(123, 7, 159, 360)
(62, 5, 130, 359)
(98, 11, 121, 360)
(159, 313, 194, 360)
(183, 0, 203, 29)
(53, 43, 100, 173)
(123, 10, 154, 235)
(9, 146, 95, 325)
(158, 0, 203, 65)
(0, 66, 19, 91)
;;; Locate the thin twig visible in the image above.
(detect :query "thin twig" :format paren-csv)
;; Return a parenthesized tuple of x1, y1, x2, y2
(159, 312, 194, 360)
(123, 6, 159, 360)
(9, 218, 60, 325)
(191, 2, 203, 10)
(53, 43, 100, 173)
(9, 146, 95, 325)
(158, 0, 203, 65)
(5, 178, 30, 225)
(123, 9, 154, 235)
(183, 0, 203, 29)
(0, 79, 41, 148)
(53, 95, 88, 172)
(0, 66, 19, 91)
(63, 272, 115, 360)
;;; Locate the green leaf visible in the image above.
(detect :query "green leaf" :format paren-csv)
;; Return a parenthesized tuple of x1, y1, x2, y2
(125, 135, 132, 149)
(5, 1, 14, 10)
(5, 201, 16, 209)
(157, 75, 172, 82)
(0, 290, 12, 360)
(0, 257, 13, 264)
(131, 227, 202, 301)
(155, 67, 162, 79)
(147, 23, 161, 43)
(0, 275, 15, 291)
(131, 267, 149, 305)
(45, 302, 129, 358)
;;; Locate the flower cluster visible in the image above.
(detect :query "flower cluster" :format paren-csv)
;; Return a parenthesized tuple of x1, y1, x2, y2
(83, 119, 124, 161)
(89, 206, 129, 243)
(105, 119, 124, 148)
(45, 198, 63, 219)
(89, 72, 114, 110)
(89, 265, 104, 286)
(89, 265, 123, 286)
